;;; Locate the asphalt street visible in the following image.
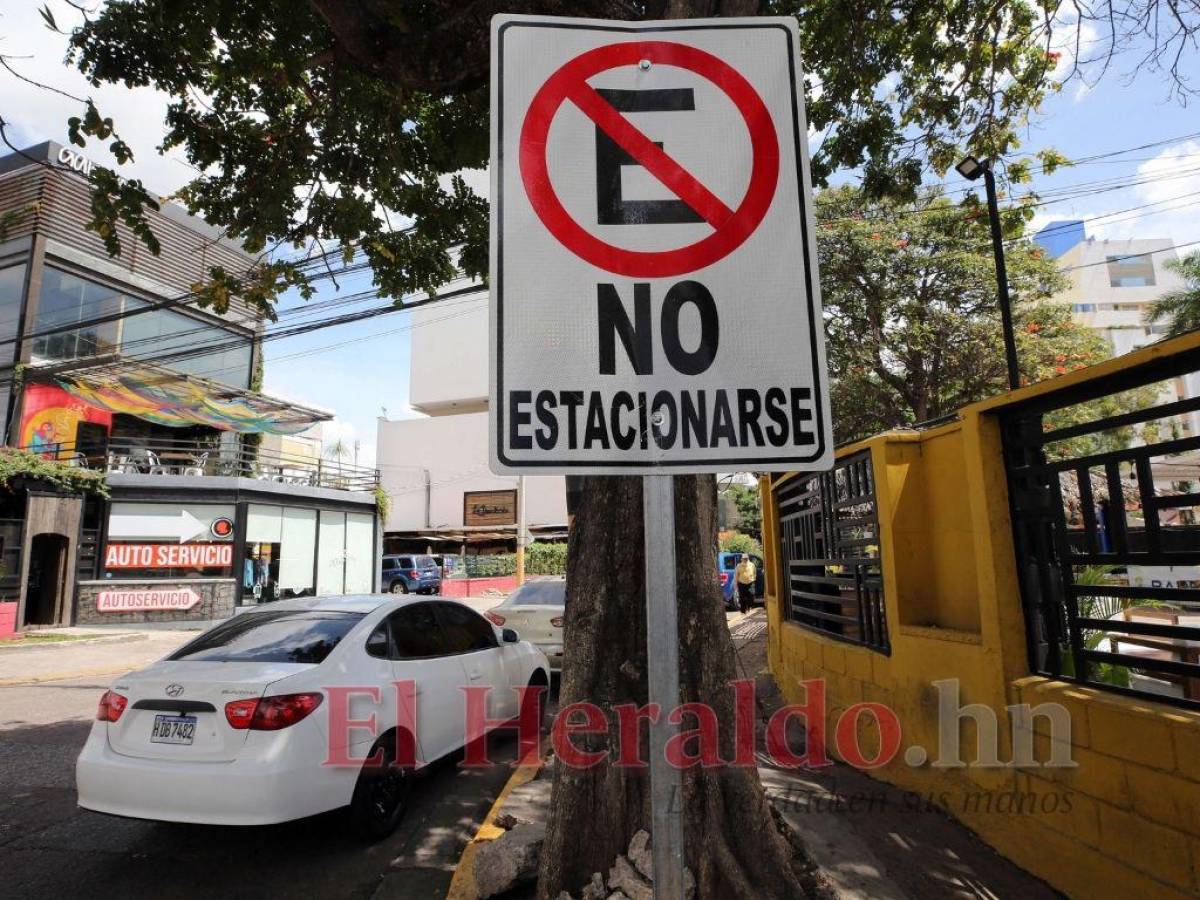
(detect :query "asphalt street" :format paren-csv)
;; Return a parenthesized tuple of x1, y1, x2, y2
(0, 605, 749, 899)
(0, 650, 549, 900)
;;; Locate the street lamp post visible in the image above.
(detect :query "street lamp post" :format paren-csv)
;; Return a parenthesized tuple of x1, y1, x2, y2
(956, 156, 1021, 390)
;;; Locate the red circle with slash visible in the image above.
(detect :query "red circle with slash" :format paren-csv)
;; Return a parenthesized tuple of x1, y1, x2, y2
(519, 40, 780, 278)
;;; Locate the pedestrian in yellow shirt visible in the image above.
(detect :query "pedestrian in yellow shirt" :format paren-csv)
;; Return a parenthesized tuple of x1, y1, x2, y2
(735, 554, 757, 614)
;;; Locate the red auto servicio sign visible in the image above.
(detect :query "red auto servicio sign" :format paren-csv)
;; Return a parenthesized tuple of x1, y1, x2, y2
(96, 588, 202, 613)
(104, 543, 233, 570)
(490, 16, 832, 474)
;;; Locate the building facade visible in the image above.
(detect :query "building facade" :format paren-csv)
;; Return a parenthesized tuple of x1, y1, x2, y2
(0, 142, 379, 633)
(1035, 222, 1200, 437)
(376, 280, 568, 552)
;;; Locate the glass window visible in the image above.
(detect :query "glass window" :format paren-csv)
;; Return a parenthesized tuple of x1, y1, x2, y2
(32, 266, 122, 361)
(121, 299, 252, 388)
(366, 622, 392, 658)
(1106, 254, 1156, 288)
(170, 610, 363, 664)
(244, 504, 316, 603)
(434, 602, 498, 654)
(0, 263, 26, 366)
(29, 267, 252, 387)
(389, 603, 448, 659)
(344, 512, 374, 593)
(103, 502, 235, 579)
(502, 581, 566, 607)
(316, 510, 347, 595)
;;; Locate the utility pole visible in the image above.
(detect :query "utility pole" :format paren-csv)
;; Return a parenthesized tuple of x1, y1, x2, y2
(516, 475, 527, 586)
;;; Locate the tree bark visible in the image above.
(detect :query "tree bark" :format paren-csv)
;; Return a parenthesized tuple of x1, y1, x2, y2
(537, 476, 809, 898)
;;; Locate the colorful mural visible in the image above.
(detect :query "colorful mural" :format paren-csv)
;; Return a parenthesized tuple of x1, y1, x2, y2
(19, 383, 112, 457)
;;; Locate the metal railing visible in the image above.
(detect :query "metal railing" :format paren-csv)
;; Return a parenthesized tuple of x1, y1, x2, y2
(774, 450, 889, 653)
(1002, 343, 1200, 708)
(19, 436, 380, 493)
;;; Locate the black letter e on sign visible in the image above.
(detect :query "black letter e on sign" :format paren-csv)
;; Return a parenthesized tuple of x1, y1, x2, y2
(594, 88, 703, 226)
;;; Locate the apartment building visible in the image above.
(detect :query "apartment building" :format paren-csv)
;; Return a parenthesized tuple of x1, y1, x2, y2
(1035, 221, 1200, 436)
(375, 279, 568, 553)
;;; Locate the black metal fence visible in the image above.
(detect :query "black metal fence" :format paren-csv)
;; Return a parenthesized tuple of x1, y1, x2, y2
(774, 450, 889, 653)
(1002, 343, 1200, 707)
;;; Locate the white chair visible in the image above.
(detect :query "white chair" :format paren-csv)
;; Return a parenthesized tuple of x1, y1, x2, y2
(146, 450, 172, 476)
(183, 452, 209, 476)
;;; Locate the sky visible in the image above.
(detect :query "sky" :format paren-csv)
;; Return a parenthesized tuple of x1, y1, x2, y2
(2, 2, 1199, 464)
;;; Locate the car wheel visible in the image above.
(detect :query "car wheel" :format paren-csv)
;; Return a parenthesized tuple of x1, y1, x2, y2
(521, 673, 550, 735)
(390, 581, 408, 595)
(349, 736, 412, 841)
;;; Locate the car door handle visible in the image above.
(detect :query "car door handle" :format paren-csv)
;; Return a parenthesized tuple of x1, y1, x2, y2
(468, 669, 483, 681)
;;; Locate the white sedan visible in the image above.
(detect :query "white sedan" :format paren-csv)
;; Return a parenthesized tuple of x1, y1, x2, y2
(76, 595, 549, 840)
(485, 578, 565, 672)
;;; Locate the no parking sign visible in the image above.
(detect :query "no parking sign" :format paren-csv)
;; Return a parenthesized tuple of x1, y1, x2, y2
(490, 15, 832, 474)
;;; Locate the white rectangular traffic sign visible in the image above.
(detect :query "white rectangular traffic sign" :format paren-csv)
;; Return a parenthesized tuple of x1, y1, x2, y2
(489, 15, 832, 474)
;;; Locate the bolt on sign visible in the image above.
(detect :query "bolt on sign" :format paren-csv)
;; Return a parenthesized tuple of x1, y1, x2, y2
(490, 15, 832, 474)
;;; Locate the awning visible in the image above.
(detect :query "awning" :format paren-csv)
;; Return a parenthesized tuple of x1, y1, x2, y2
(32, 359, 332, 435)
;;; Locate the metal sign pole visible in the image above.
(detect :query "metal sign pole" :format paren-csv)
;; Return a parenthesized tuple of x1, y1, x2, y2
(643, 474, 684, 899)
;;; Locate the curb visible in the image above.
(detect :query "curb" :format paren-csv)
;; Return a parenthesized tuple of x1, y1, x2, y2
(0, 632, 148, 654)
(445, 742, 548, 900)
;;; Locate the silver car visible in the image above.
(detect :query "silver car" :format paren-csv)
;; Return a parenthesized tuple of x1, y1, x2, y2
(486, 578, 565, 672)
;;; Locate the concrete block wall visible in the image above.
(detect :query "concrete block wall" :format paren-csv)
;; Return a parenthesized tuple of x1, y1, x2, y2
(75, 579, 236, 626)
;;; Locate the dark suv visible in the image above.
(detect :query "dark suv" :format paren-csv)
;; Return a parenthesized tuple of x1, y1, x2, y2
(381, 554, 442, 595)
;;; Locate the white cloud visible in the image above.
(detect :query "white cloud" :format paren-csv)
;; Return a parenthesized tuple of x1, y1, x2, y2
(0, 2, 188, 197)
(1026, 140, 1200, 251)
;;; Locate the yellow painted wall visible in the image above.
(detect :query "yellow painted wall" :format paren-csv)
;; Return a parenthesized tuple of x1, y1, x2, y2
(765, 332, 1200, 899)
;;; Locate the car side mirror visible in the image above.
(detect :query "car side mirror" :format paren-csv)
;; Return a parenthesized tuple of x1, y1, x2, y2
(502, 628, 520, 643)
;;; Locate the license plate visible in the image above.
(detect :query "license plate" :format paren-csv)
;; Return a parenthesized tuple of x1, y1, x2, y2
(150, 714, 197, 745)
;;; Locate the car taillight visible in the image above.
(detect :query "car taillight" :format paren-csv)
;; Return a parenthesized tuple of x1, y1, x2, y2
(96, 690, 127, 722)
(224, 693, 324, 731)
(485, 611, 506, 626)
(550, 616, 564, 628)
(409, 569, 420, 579)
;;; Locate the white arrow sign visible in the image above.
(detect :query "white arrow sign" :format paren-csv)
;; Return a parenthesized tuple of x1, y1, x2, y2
(108, 509, 208, 544)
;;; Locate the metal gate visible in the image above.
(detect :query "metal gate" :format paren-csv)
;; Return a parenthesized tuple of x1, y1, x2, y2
(774, 450, 888, 653)
(1002, 343, 1200, 707)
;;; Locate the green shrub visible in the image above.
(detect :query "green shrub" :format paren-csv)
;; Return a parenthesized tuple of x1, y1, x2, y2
(526, 541, 567, 575)
(464, 554, 516, 577)
(0, 448, 108, 497)
(720, 531, 762, 557)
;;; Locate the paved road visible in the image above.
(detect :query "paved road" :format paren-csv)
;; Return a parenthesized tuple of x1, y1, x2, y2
(0, 627, 552, 900)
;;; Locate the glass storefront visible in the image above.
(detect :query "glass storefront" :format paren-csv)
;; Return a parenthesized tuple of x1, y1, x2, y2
(31, 265, 253, 388)
(316, 510, 376, 596)
(245, 505, 318, 601)
(101, 500, 375, 603)
(103, 502, 236, 580)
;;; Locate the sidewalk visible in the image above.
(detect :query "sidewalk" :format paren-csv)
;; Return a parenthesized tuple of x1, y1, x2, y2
(453, 609, 1055, 899)
(0, 629, 193, 686)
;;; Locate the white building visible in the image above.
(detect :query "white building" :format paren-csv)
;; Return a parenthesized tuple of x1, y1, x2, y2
(1037, 224, 1200, 437)
(376, 284, 569, 551)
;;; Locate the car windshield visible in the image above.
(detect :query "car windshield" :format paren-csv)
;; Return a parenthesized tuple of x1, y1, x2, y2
(415, 555, 436, 568)
(169, 611, 365, 664)
(503, 581, 565, 607)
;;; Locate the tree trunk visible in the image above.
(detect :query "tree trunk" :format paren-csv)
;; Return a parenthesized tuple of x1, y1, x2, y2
(537, 475, 809, 898)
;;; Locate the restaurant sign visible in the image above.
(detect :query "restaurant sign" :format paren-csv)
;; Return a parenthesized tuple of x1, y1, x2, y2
(463, 489, 518, 527)
(96, 588, 202, 612)
(104, 543, 233, 569)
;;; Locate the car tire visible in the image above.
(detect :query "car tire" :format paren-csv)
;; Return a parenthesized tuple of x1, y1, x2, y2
(390, 581, 408, 595)
(521, 673, 550, 735)
(349, 735, 412, 842)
